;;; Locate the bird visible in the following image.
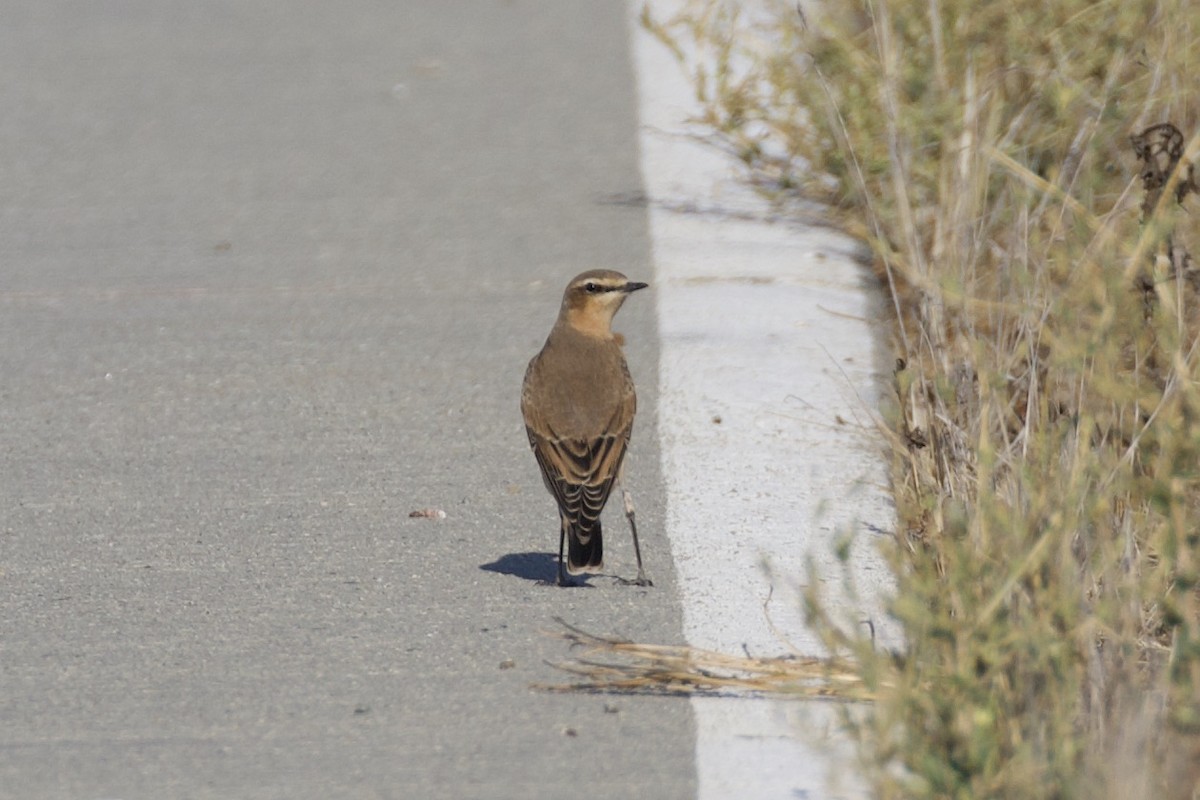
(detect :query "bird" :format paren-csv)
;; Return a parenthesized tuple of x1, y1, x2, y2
(521, 269, 651, 587)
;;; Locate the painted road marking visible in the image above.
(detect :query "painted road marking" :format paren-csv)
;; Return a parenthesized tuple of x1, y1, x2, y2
(629, 2, 899, 797)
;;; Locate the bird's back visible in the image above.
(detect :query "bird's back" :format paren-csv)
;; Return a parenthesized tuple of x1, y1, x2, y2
(521, 323, 635, 442)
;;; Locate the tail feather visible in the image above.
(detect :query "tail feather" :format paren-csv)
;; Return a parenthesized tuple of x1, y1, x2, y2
(566, 520, 603, 575)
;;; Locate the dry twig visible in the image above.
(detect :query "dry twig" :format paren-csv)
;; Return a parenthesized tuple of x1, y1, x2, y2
(534, 617, 875, 701)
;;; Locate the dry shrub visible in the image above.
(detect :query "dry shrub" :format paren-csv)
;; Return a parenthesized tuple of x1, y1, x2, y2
(646, 0, 1200, 796)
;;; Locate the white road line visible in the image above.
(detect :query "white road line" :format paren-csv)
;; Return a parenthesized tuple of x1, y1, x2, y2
(628, 2, 899, 797)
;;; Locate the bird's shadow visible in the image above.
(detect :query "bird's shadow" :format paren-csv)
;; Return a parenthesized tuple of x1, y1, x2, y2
(479, 552, 595, 587)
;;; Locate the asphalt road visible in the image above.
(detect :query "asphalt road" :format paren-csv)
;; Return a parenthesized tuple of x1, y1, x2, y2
(0, 2, 696, 798)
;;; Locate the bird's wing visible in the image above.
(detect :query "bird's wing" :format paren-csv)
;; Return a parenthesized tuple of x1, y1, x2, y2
(523, 394, 634, 529)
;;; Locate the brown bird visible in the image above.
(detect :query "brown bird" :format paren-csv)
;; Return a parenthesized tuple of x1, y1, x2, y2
(521, 269, 651, 587)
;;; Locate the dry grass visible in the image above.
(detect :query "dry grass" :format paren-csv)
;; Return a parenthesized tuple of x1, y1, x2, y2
(537, 617, 876, 700)
(545, 1, 1200, 797)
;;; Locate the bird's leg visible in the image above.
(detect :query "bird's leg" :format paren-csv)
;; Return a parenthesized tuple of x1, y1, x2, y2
(616, 479, 652, 587)
(556, 512, 573, 587)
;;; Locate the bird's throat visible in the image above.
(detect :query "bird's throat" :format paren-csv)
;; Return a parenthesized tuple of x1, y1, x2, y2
(563, 307, 614, 340)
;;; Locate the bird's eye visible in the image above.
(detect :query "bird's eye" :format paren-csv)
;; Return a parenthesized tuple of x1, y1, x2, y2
(584, 282, 601, 293)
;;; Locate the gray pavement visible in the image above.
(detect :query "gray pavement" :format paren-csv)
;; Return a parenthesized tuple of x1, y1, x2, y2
(0, 2, 695, 798)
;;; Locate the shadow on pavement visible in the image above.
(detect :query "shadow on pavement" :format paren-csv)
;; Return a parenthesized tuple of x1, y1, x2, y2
(479, 552, 561, 583)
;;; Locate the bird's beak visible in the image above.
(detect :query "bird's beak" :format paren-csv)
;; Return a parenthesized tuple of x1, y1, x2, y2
(623, 281, 649, 293)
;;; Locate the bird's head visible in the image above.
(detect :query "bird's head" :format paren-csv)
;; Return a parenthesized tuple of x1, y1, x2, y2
(560, 270, 648, 339)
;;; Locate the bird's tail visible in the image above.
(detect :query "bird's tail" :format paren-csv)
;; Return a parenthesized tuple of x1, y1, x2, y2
(566, 520, 603, 575)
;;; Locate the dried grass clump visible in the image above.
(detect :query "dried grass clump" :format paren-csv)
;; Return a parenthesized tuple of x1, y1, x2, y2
(537, 618, 876, 700)
(632, 0, 1200, 796)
